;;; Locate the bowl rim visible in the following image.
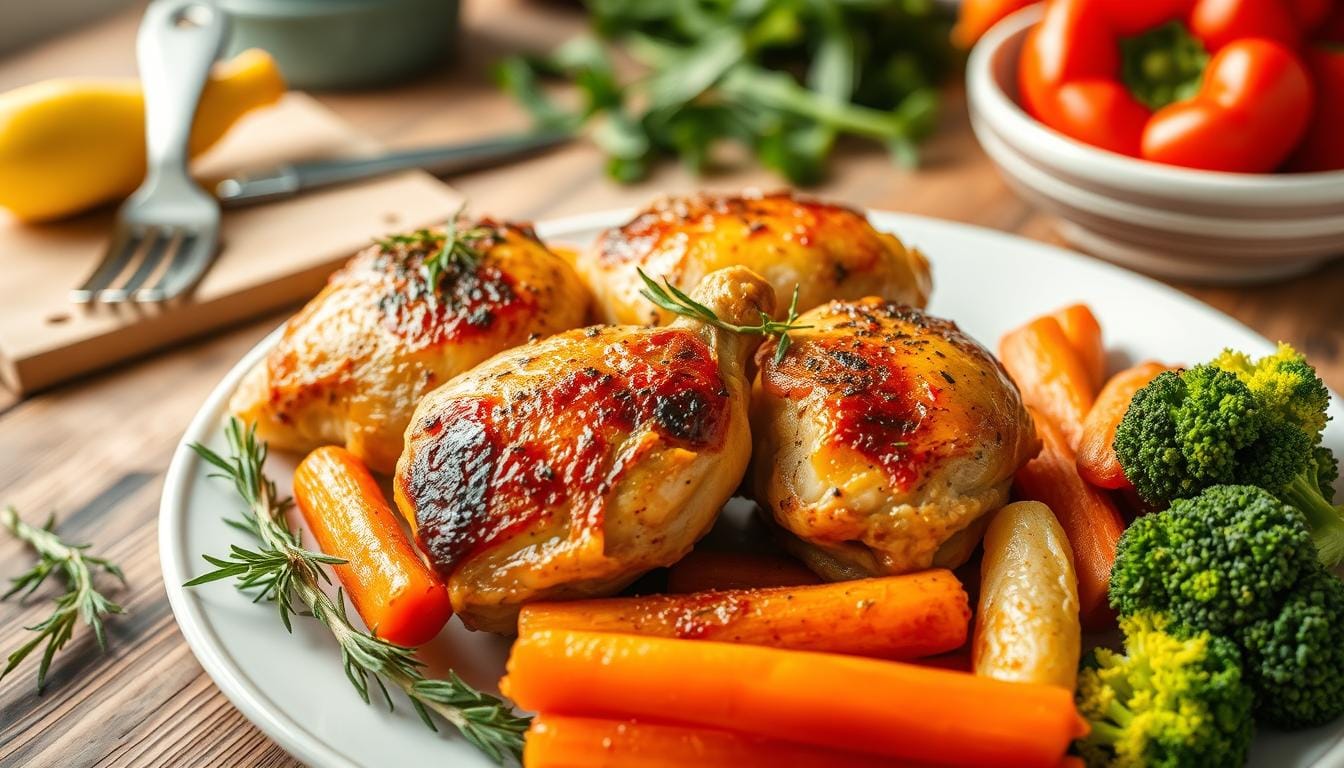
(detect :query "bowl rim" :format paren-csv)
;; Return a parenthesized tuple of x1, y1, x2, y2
(217, 0, 454, 20)
(966, 5, 1344, 204)
(972, 115, 1344, 241)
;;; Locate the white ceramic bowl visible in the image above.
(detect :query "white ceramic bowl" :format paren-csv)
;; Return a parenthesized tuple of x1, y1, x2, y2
(966, 5, 1344, 283)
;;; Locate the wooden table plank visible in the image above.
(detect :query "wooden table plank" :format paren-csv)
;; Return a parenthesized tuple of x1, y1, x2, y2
(1, 1, 1341, 766)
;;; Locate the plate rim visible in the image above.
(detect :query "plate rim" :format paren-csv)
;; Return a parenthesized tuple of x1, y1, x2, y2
(159, 207, 1344, 767)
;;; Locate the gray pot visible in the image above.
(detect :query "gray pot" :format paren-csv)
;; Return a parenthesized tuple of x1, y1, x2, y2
(219, 0, 459, 90)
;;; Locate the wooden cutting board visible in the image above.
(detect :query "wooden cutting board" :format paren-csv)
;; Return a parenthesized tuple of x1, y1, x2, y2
(0, 92, 462, 395)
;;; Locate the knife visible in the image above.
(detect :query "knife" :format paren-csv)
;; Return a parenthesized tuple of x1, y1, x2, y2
(213, 128, 571, 207)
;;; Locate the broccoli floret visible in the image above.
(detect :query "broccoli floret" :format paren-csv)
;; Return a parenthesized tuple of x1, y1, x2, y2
(1114, 356, 1344, 567)
(1112, 367, 1260, 504)
(1213, 343, 1331, 439)
(1109, 485, 1317, 633)
(1076, 612, 1254, 768)
(1237, 567, 1344, 728)
(1317, 446, 1340, 502)
(1106, 485, 1344, 731)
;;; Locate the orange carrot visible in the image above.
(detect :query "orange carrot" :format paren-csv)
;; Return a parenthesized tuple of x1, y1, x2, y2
(518, 570, 969, 660)
(524, 715, 909, 768)
(1000, 315, 1096, 450)
(1051, 304, 1105, 394)
(1014, 410, 1125, 631)
(1076, 362, 1171, 489)
(666, 549, 819, 593)
(502, 630, 1088, 768)
(293, 446, 451, 646)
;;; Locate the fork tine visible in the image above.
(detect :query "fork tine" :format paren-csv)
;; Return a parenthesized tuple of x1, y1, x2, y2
(71, 229, 141, 303)
(137, 226, 218, 302)
(100, 227, 172, 303)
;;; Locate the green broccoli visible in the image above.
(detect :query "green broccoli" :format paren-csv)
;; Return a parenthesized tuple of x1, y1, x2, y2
(1076, 612, 1253, 768)
(1108, 484, 1344, 730)
(1113, 347, 1344, 566)
(1109, 485, 1318, 633)
(1213, 343, 1331, 438)
(1315, 446, 1340, 502)
(1111, 366, 1260, 503)
(1237, 567, 1344, 728)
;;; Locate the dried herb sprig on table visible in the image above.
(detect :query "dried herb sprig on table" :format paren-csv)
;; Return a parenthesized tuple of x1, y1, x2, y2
(187, 419, 529, 764)
(496, 0, 956, 184)
(0, 506, 125, 692)
(637, 268, 809, 364)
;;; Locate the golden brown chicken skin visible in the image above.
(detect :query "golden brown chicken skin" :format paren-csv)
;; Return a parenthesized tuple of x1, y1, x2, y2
(751, 299, 1039, 580)
(395, 267, 775, 633)
(230, 220, 589, 474)
(577, 190, 932, 325)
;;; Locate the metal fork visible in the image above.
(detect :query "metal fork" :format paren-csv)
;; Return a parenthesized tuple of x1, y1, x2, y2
(72, 0, 229, 304)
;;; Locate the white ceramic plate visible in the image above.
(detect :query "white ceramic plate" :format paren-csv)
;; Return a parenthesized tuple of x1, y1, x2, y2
(161, 209, 1344, 768)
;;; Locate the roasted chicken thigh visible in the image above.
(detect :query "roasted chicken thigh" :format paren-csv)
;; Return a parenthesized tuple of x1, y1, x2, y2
(751, 299, 1039, 580)
(395, 266, 775, 632)
(577, 190, 932, 325)
(231, 220, 588, 473)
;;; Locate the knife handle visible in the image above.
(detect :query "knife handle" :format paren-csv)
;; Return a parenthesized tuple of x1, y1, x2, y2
(215, 129, 571, 207)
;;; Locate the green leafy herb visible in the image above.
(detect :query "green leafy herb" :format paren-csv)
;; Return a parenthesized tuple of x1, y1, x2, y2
(375, 210, 497, 302)
(636, 268, 809, 364)
(1, 506, 125, 692)
(188, 419, 529, 763)
(496, 0, 955, 184)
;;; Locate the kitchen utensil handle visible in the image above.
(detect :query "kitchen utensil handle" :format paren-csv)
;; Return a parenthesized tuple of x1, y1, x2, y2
(137, 0, 229, 172)
(215, 129, 571, 206)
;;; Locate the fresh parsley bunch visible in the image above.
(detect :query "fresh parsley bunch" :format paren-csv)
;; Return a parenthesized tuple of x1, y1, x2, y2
(497, 0, 956, 184)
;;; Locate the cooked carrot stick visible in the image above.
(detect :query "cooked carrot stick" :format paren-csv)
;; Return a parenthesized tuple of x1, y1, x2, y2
(1050, 304, 1105, 394)
(1076, 362, 1171, 489)
(666, 549, 819, 593)
(1000, 315, 1096, 450)
(1013, 409, 1124, 631)
(502, 630, 1088, 768)
(293, 446, 451, 646)
(524, 715, 908, 768)
(518, 570, 969, 659)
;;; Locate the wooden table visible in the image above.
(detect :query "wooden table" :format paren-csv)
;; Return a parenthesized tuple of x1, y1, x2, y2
(1, 2, 1341, 766)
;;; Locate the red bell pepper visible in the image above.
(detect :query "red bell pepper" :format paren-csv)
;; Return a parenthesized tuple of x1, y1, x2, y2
(1288, 5, 1344, 171)
(1019, 0, 1316, 172)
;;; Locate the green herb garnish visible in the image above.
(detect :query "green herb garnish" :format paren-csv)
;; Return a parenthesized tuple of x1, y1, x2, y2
(636, 268, 809, 364)
(496, 0, 954, 184)
(188, 419, 529, 763)
(376, 209, 497, 301)
(1, 506, 125, 692)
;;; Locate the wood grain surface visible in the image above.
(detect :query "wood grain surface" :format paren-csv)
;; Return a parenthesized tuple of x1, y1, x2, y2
(1, 1, 1341, 767)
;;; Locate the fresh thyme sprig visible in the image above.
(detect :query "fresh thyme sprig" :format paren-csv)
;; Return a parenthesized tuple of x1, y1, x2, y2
(376, 208, 497, 300)
(636, 268, 810, 363)
(1, 506, 125, 692)
(187, 419, 528, 763)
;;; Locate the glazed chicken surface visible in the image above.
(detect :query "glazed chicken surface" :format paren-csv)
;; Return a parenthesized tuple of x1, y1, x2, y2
(394, 266, 775, 633)
(751, 299, 1039, 580)
(230, 220, 589, 474)
(576, 190, 932, 326)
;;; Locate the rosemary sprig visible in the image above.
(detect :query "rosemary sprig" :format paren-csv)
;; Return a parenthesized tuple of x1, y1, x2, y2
(376, 209, 497, 300)
(187, 419, 529, 763)
(636, 268, 809, 363)
(1, 506, 125, 692)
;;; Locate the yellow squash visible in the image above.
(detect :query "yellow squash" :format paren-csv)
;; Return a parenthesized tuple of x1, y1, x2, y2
(0, 49, 284, 223)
